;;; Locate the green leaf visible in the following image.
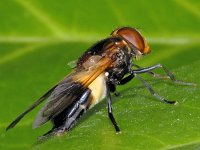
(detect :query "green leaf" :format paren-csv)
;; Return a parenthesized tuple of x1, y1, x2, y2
(0, 0, 200, 150)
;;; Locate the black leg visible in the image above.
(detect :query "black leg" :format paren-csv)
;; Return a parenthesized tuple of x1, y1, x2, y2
(51, 89, 91, 135)
(106, 82, 120, 133)
(134, 73, 177, 105)
(133, 64, 195, 86)
(108, 82, 120, 96)
(116, 74, 135, 85)
(132, 64, 170, 79)
(64, 89, 91, 131)
(67, 89, 91, 118)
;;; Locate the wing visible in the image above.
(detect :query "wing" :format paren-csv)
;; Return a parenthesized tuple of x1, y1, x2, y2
(6, 41, 116, 130)
(33, 56, 114, 128)
(32, 71, 84, 128)
(77, 38, 109, 66)
(77, 37, 120, 67)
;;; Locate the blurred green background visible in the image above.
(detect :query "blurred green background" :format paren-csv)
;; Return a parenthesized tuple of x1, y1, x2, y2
(0, 0, 200, 150)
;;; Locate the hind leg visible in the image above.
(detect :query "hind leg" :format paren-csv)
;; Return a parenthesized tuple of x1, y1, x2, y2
(49, 89, 91, 136)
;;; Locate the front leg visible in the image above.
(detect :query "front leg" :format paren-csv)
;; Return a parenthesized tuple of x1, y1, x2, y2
(132, 63, 170, 79)
(133, 64, 195, 86)
(133, 73, 177, 105)
(112, 64, 161, 86)
(113, 74, 135, 85)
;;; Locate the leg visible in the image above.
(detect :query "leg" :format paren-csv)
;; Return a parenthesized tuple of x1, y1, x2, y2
(67, 89, 91, 118)
(114, 63, 164, 86)
(132, 64, 169, 79)
(108, 81, 120, 96)
(63, 89, 91, 131)
(38, 89, 91, 140)
(134, 73, 177, 105)
(114, 73, 135, 85)
(106, 82, 120, 133)
(133, 64, 195, 86)
(52, 89, 91, 135)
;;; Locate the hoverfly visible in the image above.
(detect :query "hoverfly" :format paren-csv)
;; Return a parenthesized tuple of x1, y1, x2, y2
(6, 27, 193, 138)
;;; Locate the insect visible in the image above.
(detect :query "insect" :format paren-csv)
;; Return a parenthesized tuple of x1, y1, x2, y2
(6, 27, 193, 138)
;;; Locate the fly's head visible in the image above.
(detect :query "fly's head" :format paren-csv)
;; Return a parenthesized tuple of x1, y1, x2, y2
(111, 27, 151, 60)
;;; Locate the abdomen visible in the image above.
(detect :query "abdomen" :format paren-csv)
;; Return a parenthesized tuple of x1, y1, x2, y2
(88, 73, 107, 108)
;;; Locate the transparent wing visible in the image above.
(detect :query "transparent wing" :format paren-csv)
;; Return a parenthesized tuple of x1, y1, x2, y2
(33, 71, 85, 128)
(33, 56, 113, 128)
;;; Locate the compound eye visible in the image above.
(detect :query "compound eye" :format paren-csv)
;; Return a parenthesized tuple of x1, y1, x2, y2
(112, 27, 150, 54)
